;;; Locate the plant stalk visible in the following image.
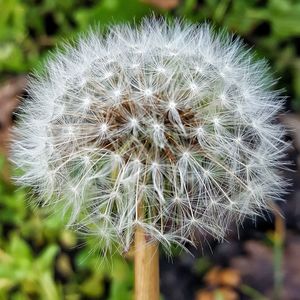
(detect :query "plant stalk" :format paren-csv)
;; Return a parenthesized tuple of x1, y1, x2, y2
(134, 203, 159, 300)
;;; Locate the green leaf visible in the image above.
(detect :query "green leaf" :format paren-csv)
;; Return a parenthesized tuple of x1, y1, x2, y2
(35, 244, 59, 271)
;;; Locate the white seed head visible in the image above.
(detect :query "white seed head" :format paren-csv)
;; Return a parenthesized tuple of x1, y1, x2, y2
(11, 18, 288, 254)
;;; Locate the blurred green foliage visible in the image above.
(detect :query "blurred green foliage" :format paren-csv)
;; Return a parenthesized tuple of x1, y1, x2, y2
(0, 156, 133, 300)
(0, 0, 152, 74)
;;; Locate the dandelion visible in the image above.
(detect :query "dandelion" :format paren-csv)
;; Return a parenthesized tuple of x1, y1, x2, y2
(11, 18, 287, 300)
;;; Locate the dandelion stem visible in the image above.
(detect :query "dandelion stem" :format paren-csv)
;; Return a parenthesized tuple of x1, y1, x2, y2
(134, 201, 159, 300)
(269, 201, 285, 300)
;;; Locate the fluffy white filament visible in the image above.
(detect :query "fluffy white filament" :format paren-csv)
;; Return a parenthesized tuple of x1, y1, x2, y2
(11, 19, 287, 254)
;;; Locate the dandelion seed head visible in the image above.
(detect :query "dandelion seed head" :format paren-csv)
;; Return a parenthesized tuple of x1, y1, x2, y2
(11, 18, 288, 254)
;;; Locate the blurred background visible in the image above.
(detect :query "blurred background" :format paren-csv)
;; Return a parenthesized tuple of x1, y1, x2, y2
(1, 0, 300, 299)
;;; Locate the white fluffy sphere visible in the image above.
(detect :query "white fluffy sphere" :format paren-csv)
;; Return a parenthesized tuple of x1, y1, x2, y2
(11, 19, 287, 254)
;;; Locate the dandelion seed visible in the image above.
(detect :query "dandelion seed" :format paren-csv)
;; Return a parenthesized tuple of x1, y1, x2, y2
(99, 123, 108, 134)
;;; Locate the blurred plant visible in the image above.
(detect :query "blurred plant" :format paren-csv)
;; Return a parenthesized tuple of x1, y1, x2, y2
(0, 0, 152, 74)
